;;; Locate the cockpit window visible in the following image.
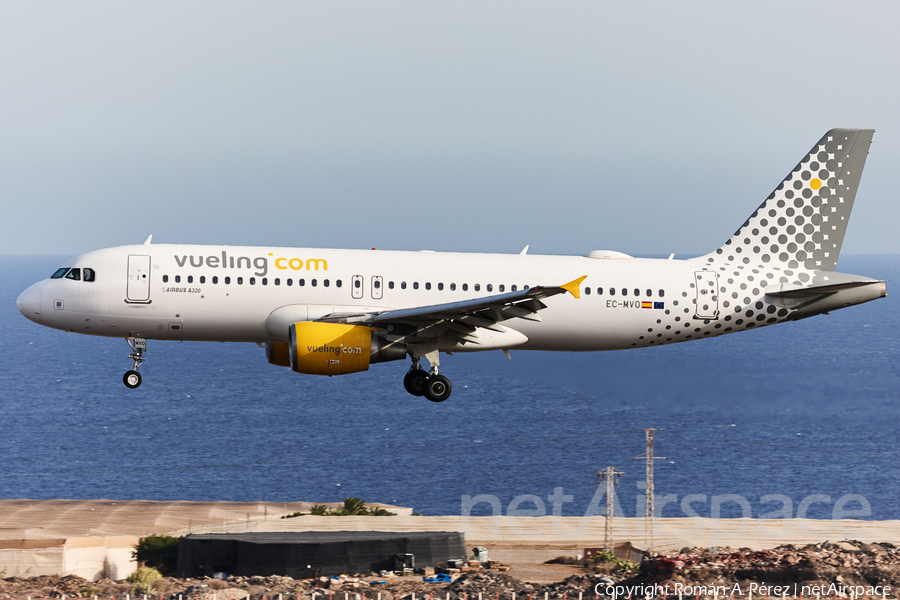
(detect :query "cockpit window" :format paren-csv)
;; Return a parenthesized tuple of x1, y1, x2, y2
(83, 268, 95, 282)
(64, 268, 81, 281)
(51, 268, 69, 279)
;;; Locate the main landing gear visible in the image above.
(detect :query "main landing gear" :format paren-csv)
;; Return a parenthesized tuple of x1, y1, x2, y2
(123, 337, 147, 389)
(403, 354, 452, 402)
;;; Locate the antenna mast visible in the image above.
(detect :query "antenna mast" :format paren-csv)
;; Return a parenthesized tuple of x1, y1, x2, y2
(596, 466, 624, 551)
(634, 428, 664, 553)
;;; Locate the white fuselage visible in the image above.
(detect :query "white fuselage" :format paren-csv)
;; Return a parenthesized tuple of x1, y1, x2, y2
(16, 243, 885, 354)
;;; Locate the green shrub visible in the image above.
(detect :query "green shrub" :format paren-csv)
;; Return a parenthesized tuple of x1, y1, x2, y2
(283, 500, 397, 517)
(588, 550, 617, 563)
(132, 534, 179, 575)
(127, 567, 163, 595)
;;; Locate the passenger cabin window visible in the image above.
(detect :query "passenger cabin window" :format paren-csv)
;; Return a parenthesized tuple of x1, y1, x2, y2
(336, 280, 342, 288)
(450, 283, 456, 291)
(175, 275, 181, 283)
(462, 283, 468, 291)
(487, 284, 493, 292)
(200, 276, 206, 284)
(499, 284, 505, 292)
(474, 284, 480, 291)
(401, 282, 407, 289)
(163, 275, 169, 283)
(425, 282, 431, 290)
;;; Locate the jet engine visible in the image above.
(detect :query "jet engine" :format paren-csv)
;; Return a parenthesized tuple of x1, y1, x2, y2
(266, 322, 406, 375)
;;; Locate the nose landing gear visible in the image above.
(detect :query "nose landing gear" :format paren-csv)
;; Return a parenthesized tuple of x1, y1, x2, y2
(123, 337, 147, 389)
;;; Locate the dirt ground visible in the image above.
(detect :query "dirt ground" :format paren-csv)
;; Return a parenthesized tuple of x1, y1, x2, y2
(505, 564, 587, 585)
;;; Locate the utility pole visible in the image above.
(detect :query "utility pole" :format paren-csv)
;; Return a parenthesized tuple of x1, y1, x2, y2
(596, 466, 624, 551)
(633, 428, 664, 553)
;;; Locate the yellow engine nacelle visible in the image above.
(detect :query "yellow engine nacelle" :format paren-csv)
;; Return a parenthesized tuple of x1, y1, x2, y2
(286, 322, 406, 376)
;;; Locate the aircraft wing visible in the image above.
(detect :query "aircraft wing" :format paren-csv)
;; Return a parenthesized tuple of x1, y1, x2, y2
(317, 275, 586, 346)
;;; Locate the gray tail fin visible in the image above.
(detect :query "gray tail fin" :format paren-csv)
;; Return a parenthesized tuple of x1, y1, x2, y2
(700, 129, 873, 271)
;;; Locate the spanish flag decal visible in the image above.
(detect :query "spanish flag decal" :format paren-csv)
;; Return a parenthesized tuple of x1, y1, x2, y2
(641, 301, 653, 309)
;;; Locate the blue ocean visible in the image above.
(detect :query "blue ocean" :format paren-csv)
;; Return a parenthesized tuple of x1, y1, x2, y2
(1, 255, 898, 521)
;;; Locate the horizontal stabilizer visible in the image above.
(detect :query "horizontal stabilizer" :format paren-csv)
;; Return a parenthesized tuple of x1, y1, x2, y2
(766, 280, 885, 299)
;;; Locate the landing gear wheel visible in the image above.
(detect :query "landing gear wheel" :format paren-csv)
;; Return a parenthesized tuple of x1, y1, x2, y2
(424, 374, 452, 403)
(123, 370, 142, 389)
(403, 370, 428, 396)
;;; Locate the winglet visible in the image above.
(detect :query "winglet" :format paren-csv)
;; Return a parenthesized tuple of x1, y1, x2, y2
(143, 235, 153, 245)
(561, 275, 587, 299)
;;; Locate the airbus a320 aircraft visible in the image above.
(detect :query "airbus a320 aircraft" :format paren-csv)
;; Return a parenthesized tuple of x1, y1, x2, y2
(17, 129, 886, 402)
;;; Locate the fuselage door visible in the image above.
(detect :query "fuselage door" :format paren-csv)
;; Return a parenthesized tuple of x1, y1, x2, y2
(351, 275, 364, 299)
(127, 255, 152, 303)
(372, 276, 383, 300)
(694, 271, 719, 319)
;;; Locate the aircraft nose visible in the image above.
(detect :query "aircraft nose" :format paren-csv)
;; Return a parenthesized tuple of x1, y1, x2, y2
(17, 284, 42, 324)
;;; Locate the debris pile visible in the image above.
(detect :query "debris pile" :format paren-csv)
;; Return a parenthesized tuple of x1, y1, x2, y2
(624, 541, 900, 593)
(446, 571, 536, 597)
(539, 574, 615, 597)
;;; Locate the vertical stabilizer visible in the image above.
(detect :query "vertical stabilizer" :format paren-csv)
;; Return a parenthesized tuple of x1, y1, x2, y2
(700, 129, 873, 271)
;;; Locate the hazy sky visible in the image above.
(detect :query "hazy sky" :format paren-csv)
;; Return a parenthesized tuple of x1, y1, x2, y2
(3, 1, 899, 257)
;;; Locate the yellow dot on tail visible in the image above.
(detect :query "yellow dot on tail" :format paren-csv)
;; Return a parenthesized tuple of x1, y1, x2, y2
(810, 178, 822, 190)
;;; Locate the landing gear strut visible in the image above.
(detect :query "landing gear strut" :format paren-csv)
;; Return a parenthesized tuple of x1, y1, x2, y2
(123, 337, 147, 389)
(403, 352, 452, 402)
